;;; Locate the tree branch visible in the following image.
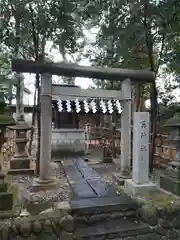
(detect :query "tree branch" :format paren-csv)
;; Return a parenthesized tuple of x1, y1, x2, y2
(143, 1, 155, 72)
(155, 32, 166, 75)
(29, 4, 39, 60)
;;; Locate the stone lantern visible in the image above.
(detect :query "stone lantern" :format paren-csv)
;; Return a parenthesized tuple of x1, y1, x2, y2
(101, 128, 113, 163)
(160, 113, 180, 195)
(8, 121, 33, 174)
(0, 103, 15, 217)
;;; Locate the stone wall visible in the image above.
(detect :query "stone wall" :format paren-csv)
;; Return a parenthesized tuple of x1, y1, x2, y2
(2, 198, 180, 240)
(11, 117, 175, 167)
(0, 202, 74, 240)
(78, 113, 103, 129)
(136, 201, 180, 240)
(154, 133, 176, 168)
(51, 128, 86, 157)
(1, 129, 16, 169)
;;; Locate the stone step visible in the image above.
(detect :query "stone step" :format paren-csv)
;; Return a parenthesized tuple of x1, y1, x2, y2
(7, 168, 34, 175)
(75, 209, 137, 224)
(71, 195, 138, 216)
(75, 216, 150, 239)
(159, 163, 168, 169)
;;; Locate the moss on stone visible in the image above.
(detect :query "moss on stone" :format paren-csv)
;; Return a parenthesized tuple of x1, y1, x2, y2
(59, 231, 73, 240)
(6, 175, 12, 186)
(150, 195, 172, 209)
(5, 175, 20, 215)
(136, 189, 180, 223)
(32, 220, 42, 234)
(163, 112, 180, 127)
(0, 203, 74, 238)
(121, 166, 131, 176)
(138, 202, 158, 226)
(0, 183, 7, 192)
(0, 114, 15, 126)
(0, 224, 9, 240)
(59, 215, 74, 232)
(43, 219, 52, 233)
(20, 222, 31, 237)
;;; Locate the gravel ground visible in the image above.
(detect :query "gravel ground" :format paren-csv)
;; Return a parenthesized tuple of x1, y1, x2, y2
(90, 160, 164, 193)
(10, 145, 165, 207)
(87, 147, 121, 185)
(12, 161, 70, 204)
(91, 162, 120, 185)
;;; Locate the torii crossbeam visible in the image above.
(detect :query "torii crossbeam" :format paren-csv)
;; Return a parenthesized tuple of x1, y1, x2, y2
(12, 59, 155, 82)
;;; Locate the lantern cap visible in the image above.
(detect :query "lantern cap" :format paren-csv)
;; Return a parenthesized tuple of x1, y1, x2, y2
(163, 112, 180, 128)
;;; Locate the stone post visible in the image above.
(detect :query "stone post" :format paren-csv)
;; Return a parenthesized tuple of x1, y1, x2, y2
(160, 113, 180, 195)
(124, 112, 156, 196)
(101, 127, 113, 163)
(32, 73, 59, 191)
(0, 157, 13, 218)
(0, 115, 15, 217)
(120, 79, 132, 176)
(16, 73, 24, 122)
(8, 73, 33, 175)
(84, 123, 90, 160)
(112, 79, 132, 185)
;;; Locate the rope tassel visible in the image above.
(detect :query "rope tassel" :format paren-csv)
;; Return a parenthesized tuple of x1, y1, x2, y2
(90, 100, 97, 113)
(107, 100, 113, 114)
(100, 99, 107, 114)
(75, 98, 81, 113)
(66, 100, 72, 112)
(57, 99, 63, 112)
(83, 100, 90, 113)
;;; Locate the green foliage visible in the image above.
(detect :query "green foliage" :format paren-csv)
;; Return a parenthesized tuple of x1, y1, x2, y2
(158, 103, 180, 127)
(0, 0, 85, 59)
(0, 0, 180, 107)
(161, 0, 180, 76)
(81, 0, 180, 106)
(0, 0, 86, 112)
(0, 52, 14, 101)
(61, 76, 75, 85)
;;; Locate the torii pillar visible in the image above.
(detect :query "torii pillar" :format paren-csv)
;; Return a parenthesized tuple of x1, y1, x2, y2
(32, 73, 59, 191)
(119, 79, 132, 181)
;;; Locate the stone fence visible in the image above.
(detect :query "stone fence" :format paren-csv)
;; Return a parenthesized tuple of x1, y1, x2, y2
(1, 125, 37, 170)
(88, 128, 175, 168)
(1, 129, 16, 170)
(154, 133, 176, 168)
(2, 197, 180, 240)
(51, 128, 86, 157)
(1, 123, 174, 170)
(138, 199, 180, 240)
(0, 202, 74, 240)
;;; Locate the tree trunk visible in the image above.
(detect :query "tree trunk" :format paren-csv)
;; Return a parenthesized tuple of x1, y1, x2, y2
(28, 81, 37, 155)
(36, 74, 41, 176)
(143, 1, 158, 173)
(149, 83, 158, 173)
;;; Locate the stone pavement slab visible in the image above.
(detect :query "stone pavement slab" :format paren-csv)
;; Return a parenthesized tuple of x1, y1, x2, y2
(87, 179, 117, 197)
(73, 159, 118, 197)
(62, 160, 97, 199)
(71, 195, 138, 214)
(75, 217, 150, 239)
(74, 159, 100, 179)
(70, 181, 96, 199)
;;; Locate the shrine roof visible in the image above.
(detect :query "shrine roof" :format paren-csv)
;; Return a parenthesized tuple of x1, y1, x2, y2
(52, 84, 80, 88)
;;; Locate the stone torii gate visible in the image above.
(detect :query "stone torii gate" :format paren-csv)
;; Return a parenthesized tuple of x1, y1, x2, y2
(12, 59, 155, 190)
